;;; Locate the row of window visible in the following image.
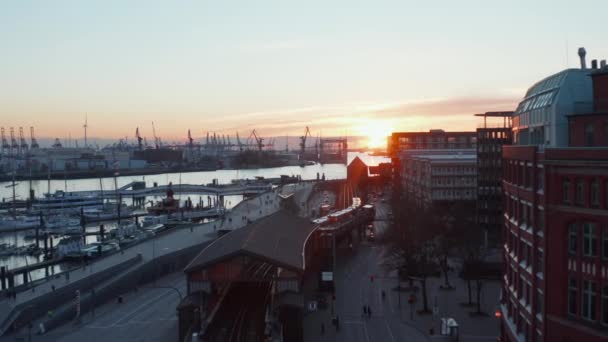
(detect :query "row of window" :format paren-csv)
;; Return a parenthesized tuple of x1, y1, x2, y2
(574, 121, 608, 147)
(477, 130, 510, 140)
(503, 160, 544, 192)
(505, 286, 543, 341)
(397, 135, 477, 144)
(505, 197, 545, 233)
(562, 177, 606, 208)
(568, 278, 608, 325)
(568, 222, 608, 259)
(506, 233, 544, 275)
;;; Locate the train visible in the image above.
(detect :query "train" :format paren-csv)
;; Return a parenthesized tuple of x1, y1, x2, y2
(311, 197, 374, 228)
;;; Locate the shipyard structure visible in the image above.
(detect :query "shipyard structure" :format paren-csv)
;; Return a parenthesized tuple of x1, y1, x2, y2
(0, 127, 348, 181)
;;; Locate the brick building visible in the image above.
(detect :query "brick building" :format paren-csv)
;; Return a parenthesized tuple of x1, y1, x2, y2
(501, 53, 608, 341)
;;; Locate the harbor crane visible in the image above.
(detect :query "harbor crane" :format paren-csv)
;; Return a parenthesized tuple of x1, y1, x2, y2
(10, 128, 19, 154)
(30, 127, 39, 149)
(300, 126, 312, 159)
(187, 129, 194, 148)
(1, 128, 9, 154)
(236, 132, 244, 151)
(135, 127, 143, 150)
(249, 129, 264, 151)
(19, 127, 28, 153)
(151, 121, 160, 149)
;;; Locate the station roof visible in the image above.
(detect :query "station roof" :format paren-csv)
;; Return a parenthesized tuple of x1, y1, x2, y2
(184, 210, 316, 274)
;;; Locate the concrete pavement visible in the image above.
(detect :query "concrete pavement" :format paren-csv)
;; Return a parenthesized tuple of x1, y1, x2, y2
(303, 196, 501, 342)
(12, 271, 187, 342)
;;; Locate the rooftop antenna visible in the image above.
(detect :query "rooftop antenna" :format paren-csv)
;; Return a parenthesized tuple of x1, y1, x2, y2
(578, 47, 587, 70)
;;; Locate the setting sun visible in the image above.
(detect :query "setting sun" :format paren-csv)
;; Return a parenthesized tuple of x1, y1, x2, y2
(359, 121, 392, 150)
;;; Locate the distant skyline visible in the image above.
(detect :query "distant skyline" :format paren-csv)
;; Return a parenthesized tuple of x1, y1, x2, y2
(2, 0, 608, 143)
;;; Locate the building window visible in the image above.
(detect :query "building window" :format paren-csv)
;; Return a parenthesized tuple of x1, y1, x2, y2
(585, 123, 595, 146)
(569, 224, 578, 255)
(537, 170, 544, 192)
(603, 228, 608, 260)
(582, 280, 597, 321)
(563, 179, 571, 204)
(583, 223, 597, 257)
(591, 179, 599, 207)
(603, 286, 608, 325)
(537, 210, 544, 234)
(537, 289, 544, 315)
(568, 277, 578, 316)
(575, 180, 585, 206)
(536, 250, 544, 274)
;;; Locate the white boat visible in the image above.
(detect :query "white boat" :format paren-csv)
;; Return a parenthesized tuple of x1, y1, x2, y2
(44, 216, 81, 230)
(79, 241, 120, 257)
(141, 215, 168, 227)
(83, 204, 132, 221)
(0, 216, 40, 231)
(142, 223, 166, 235)
(56, 236, 85, 258)
(31, 190, 103, 215)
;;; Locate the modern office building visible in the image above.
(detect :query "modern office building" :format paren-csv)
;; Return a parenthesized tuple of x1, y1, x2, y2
(389, 129, 478, 208)
(388, 129, 477, 157)
(399, 150, 477, 207)
(476, 112, 513, 246)
(500, 49, 608, 342)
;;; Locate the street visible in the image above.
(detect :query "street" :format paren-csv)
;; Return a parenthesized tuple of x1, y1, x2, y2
(303, 196, 430, 342)
(20, 271, 186, 342)
(303, 194, 501, 342)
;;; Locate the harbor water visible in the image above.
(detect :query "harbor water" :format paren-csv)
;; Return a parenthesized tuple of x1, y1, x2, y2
(0, 152, 389, 285)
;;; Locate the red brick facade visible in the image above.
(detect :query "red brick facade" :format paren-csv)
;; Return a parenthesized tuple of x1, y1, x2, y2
(501, 69, 608, 342)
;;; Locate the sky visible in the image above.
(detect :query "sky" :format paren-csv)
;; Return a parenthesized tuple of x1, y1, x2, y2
(1, 0, 607, 146)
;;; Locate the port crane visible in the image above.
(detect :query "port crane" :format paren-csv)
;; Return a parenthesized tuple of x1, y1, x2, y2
(236, 132, 244, 151)
(30, 127, 39, 149)
(10, 128, 19, 155)
(19, 127, 28, 153)
(151, 122, 160, 149)
(249, 129, 264, 151)
(135, 127, 143, 150)
(1, 128, 9, 154)
(187, 129, 194, 149)
(299, 126, 312, 160)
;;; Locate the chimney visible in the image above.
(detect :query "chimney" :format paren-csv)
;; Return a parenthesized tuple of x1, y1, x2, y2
(578, 47, 587, 69)
(591, 59, 598, 69)
(601, 60, 607, 69)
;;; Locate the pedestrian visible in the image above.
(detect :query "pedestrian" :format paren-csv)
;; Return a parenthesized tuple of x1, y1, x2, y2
(321, 322, 325, 335)
(368, 306, 372, 318)
(335, 315, 340, 330)
(362, 305, 367, 317)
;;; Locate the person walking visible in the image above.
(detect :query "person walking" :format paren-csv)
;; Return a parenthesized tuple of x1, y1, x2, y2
(368, 306, 372, 318)
(362, 305, 367, 317)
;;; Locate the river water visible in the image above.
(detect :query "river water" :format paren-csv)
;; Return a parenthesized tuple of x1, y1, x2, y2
(0, 152, 389, 284)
